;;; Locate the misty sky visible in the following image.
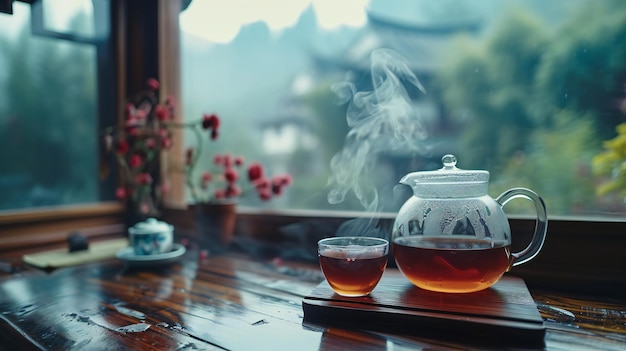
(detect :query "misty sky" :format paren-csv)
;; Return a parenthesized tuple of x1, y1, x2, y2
(180, 0, 369, 43)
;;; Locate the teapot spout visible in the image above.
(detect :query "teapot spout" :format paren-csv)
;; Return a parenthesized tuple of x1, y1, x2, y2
(399, 172, 418, 187)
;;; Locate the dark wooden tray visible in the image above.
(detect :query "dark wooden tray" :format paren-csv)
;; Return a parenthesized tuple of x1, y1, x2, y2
(302, 270, 545, 348)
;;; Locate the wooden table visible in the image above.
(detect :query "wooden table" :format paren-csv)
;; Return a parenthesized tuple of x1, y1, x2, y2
(1, 242, 625, 350)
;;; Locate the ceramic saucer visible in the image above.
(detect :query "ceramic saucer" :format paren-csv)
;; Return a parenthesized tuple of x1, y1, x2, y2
(116, 243, 186, 267)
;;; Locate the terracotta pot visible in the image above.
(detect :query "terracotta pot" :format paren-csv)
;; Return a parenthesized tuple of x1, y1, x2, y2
(192, 202, 237, 253)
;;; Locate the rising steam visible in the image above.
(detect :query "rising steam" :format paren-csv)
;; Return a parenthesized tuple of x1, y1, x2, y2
(327, 48, 428, 213)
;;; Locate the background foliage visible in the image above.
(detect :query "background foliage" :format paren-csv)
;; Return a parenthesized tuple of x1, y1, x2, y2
(435, 2, 626, 215)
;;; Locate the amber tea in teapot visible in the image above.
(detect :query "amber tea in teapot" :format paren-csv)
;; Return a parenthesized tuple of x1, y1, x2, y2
(392, 155, 547, 293)
(393, 237, 511, 293)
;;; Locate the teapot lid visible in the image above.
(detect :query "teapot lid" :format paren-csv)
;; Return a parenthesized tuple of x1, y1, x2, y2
(401, 154, 489, 185)
(128, 218, 173, 235)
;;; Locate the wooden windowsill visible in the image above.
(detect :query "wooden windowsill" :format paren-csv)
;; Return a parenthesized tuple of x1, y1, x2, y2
(1, 203, 624, 299)
(0, 202, 126, 253)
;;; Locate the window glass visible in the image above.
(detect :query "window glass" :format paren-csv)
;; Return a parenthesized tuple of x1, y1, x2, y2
(180, 0, 626, 218)
(0, 2, 107, 211)
(41, 0, 96, 37)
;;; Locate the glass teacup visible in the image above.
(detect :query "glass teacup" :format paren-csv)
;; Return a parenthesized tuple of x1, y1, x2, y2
(318, 236, 389, 297)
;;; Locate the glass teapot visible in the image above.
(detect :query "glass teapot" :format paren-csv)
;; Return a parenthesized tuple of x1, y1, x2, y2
(392, 154, 547, 293)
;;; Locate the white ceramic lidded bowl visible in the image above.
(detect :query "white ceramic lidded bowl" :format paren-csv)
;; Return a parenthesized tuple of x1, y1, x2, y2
(128, 218, 174, 255)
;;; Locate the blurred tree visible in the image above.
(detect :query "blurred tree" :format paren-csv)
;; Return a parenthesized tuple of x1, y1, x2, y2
(491, 111, 597, 215)
(0, 15, 97, 210)
(592, 123, 626, 204)
(534, 0, 626, 138)
(297, 80, 360, 210)
(302, 80, 350, 164)
(436, 7, 548, 172)
(435, 1, 626, 215)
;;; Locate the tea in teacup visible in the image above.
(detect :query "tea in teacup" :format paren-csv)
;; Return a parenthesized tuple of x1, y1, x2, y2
(318, 237, 389, 297)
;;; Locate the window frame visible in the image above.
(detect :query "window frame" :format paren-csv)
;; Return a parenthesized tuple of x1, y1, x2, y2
(0, 0, 124, 245)
(0, 0, 181, 247)
(1, 1, 624, 298)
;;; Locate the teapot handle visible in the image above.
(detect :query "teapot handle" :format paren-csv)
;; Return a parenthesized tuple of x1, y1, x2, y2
(495, 188, 548, 267)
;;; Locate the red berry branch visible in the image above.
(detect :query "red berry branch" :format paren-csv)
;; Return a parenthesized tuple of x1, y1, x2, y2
(100, 78, 175, 217)
(101, 78, 293, 214)
(182, 123, 292, 203)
